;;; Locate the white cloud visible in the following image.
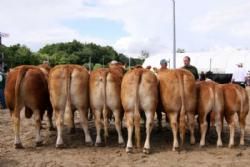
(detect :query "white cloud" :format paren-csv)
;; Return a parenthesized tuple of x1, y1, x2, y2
(1, 0, 250, 59)
(190, 1, 250, 36)
(0, 0, 109, 50)
(80, 0, 173, 56)
(1, 0, 174, 56)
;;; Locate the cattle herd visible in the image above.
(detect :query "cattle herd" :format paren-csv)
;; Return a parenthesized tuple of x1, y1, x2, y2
(3, 63, 249, 154)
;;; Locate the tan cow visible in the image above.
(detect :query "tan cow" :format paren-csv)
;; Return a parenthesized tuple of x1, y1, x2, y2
(121, 68, 158, 154)
(89, 62, 125, 146)
(49, 64, 92, 148)
(196, 81, 224, 147)
(222, 83, 249, 147)
(4, 65, 52, 148)
(157, 69, 196, 151)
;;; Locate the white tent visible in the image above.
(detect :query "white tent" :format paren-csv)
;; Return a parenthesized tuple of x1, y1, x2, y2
(142, 48, 250, 73)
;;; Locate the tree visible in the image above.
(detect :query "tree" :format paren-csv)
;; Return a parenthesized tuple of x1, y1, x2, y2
(140, 50, 150, 59)
(1, 40, 145, 69)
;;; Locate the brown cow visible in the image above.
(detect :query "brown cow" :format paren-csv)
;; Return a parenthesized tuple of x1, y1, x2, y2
(4, 65, 52, 148)
(196, 81, 224, 147)
(89, 62, 125, 146)
(157, 69, 196, 151)
(222, 83, 249, 147)
(121, 68, 158, 154)
(49, 64, 92, 148)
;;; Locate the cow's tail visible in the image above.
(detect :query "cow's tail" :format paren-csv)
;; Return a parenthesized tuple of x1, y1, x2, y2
(102, 70, 109, 143)
(133, 69, 143, 148)
(103, 70, 108, 117)
(238, 87, 248, 123)
(134, 69, 143, 120)
(14, 66, 30, 117)
(177, 71, 186, 144)
(64, 66, 73, 128)
(207, 84, 216, 131)
(134, 70, 143, 115)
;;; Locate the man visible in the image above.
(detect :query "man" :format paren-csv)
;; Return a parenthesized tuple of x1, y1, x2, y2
(0, 70, 6, 109)
(182, 56, 199, 80)
(160, 59, 168, 70)
(232, 63, 247, 88)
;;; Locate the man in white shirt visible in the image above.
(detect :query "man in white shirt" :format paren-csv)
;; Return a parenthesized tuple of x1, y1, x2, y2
(232, 63, 247, 88)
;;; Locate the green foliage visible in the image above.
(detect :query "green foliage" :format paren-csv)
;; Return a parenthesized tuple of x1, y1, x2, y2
(1, 44, 40, 70)
(93, 63, 103, 70)
(0, 40, 144, 70)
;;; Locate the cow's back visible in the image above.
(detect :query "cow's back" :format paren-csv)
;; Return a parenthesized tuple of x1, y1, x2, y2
(158, 69, 196, 114)
(89, 68, 109, 110)
(22, 68, 50, 110)
(139, 69, 158, 111)
(223, 84, 249, 114)
(5, 65, 49, 112)
(106, 67, 124, 109)
(121, 69, 142, 111)
(49, 64, 89, 110)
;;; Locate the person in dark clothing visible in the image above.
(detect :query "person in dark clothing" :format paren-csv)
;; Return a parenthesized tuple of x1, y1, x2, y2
(0, 70, 6, 109)
(199, 71, 206, 81)
(182, 56, 199, 80)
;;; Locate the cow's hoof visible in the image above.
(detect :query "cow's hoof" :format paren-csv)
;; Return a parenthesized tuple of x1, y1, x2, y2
(118, 142, 126, 148)
(15, 143, 24, 149)
(56, 144, 65, 149)
(36, 141, 43, 147)
(190, 140, 196, 145)
(172, 146, 179, 152)
(228, 144, 234, 148)
(199, 144, 205, 148)
(126, 147, 133, 154)
(85, 141, 93, 147)
(143, 148, 150, 154)
(95, 142, 105, 147)
(49, 127, 56, 131)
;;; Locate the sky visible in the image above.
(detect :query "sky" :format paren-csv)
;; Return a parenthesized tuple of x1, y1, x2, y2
(1, 0, 250, 58)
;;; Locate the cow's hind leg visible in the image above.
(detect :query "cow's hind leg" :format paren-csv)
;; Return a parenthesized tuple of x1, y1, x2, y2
(225, 112, 236, 148)
(103, 107, 109, 145)
(143, 110, 155, 154)
(125, 111, 134, 153)
(12, 109, 23, 149)
(169, 113, 179, 151)
(94, 109, 103, 146)
(134, 109, 141, 149)
(47, 108, 55, 131)
(55, 109, 64, 148)
(215, 110, 223, 147)
(113, 109, 124, 146)
(199, 110, 208, 147)
(239, 112, 247, 146)
(34, 110, 43, 147)
(79, 108, 93, 146)
(187, 111, 195, 145)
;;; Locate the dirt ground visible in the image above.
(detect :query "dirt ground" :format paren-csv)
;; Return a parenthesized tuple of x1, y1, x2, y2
(1, 88, 250, 167)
